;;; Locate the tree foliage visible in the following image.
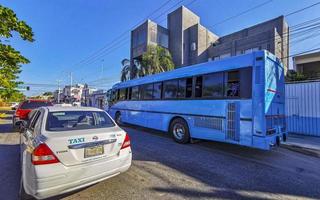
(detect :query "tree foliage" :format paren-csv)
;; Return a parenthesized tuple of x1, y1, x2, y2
(141, 45, 174, 76)
(285, 70, 307, 82)
(120, 45, 175, 82)
(0, 5, 34, 101)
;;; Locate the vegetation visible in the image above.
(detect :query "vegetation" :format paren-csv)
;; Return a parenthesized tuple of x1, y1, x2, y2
(0, 5, 34, 101)
(120, 45, 175, 82)
(285, 70, 307, 82)
(140, 45, 174, 76)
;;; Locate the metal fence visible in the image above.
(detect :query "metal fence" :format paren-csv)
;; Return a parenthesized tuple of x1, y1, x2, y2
(285, 80, 320, 137)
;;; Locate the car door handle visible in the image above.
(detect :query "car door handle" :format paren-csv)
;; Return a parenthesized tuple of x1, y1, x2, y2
(68, 139, 117, 149)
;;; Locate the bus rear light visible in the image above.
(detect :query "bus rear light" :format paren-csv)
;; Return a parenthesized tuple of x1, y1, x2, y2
(32, 143, 59, 165)
(121, 133, 131, 149)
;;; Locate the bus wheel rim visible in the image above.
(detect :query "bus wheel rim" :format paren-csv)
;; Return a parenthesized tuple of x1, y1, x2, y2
(173, 123, 185, 140)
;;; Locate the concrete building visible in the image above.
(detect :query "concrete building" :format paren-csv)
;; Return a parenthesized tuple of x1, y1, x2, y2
(208, 16, 289, 73)
(293, 51, 320, 79)
(130, 20, 169, 64)
(130, 6, 289, 73)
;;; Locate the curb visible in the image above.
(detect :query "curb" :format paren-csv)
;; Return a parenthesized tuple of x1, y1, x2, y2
(281, 143, 320, 158)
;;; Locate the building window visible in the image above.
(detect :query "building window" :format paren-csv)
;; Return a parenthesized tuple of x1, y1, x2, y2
(236, 50, 243, 55)
(220, 53, 231, 59)
(203, 72, 224, 98)
(190, 42, 197, 51)
(158, 32, 168, 48)
(163, 80, 178, 99)
(213, 56, 220, 61)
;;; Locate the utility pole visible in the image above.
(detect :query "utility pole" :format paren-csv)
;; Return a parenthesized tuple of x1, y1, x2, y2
(57, 80, 61, 103)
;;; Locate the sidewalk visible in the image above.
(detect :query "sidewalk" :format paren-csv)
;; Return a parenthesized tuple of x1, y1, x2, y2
(282, 133, 320, 157)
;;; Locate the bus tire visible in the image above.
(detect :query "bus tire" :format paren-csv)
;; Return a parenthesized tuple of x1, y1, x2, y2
(115, 112, 122, 125)
(170, 118, 190, 144)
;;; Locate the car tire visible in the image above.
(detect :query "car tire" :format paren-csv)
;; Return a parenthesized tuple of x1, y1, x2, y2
(115, 112, 122, 126)
(170, 118, 190, 144)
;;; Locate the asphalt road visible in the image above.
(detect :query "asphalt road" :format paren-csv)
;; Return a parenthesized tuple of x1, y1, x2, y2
(0, 111, 319, 200)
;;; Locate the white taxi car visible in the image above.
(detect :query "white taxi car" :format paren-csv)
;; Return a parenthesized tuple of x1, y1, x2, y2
(20, 106, 132, 199)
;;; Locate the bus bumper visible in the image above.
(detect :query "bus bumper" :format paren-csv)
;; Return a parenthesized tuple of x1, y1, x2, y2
(253, 132, 287, 150)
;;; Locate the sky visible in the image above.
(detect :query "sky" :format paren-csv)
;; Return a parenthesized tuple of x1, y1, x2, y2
(1, 0, 320, 96)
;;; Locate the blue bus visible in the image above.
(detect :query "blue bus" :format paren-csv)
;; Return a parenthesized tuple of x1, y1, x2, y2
(108, 50, 287, 150)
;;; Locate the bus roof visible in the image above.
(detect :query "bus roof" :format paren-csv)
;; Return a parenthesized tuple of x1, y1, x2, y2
(113, 50, 277, 89)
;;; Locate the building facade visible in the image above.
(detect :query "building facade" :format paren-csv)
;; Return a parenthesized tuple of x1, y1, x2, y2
(130, 6, 289, 73)
(293, 51, 320, 79)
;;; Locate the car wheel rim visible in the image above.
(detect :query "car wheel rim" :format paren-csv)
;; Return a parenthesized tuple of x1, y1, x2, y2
(173, 123, 185, 140)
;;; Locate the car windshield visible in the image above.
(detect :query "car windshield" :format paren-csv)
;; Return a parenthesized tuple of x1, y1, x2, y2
(46, 111, 115, 131)
(20, 101, 52, 109)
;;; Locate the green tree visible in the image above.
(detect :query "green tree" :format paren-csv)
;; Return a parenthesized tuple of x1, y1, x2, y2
(140, 45, 175, 76)
(285, 70, 307, 82)
(0, 5, 34, 101)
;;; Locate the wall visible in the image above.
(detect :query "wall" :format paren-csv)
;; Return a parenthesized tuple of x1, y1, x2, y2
(285, 81, 320, 136)
(208, 16, 289, 72)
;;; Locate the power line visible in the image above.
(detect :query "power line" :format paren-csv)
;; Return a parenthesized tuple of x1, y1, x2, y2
(209, 0, 273, 28)
(285, 1, 320, 17)
(63, 0, 176, 74)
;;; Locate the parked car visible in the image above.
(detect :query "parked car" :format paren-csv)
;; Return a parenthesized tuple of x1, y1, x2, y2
(12, 99, 52, 129)
(20, 106, 132, 199)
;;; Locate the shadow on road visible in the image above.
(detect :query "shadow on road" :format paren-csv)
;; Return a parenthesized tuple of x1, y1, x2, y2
(0, 111, 21, 200)
(125, 125, 320, 199)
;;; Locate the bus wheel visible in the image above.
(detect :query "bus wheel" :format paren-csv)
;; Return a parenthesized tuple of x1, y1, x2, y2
(170, 118, 190, 144)
(115, 112, 122, 125)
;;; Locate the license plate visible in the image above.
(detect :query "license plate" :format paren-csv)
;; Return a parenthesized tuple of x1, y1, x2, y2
(84, 145, 104, 158)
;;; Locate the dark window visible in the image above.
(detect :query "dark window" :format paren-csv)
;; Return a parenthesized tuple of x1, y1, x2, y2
(153, 82, 162, 99)
(225, 71, 240, 97)
(116, 90, 120, 100)
(46, 111, 115, 132)
(195, 76, 202, 98)
(119, 88, 126, 100)
(177, 79, 186, 98)
(20, 101, 52, 109)
(141, 84, 153, 100)
(163, 80, 178, 99)
(240, 67, 252, 98)
(203, 72, 224, 98)
(131, 86, 139, 100)
(186, 78, 193, 98)
(29, 111, 41, 130)
(128, 87, 132, 100)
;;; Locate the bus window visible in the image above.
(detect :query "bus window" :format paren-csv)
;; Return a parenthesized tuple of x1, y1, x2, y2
(203, 72, 224, 98)
(119, 88, 126, 100)
(226, 71, 239, 97)
(177, 79, 186, 98)
(128, 87, 132, 100)
(131, 86, 139, 100)
(153, 82, 162, 99)
(163, 80, 178, 99)
(116, 89, 120, 100)
(186, 78, 193, 98)
(195, 76, 202, 98)
(240, 67, 252, 98)
(141, 84, 153, 100)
